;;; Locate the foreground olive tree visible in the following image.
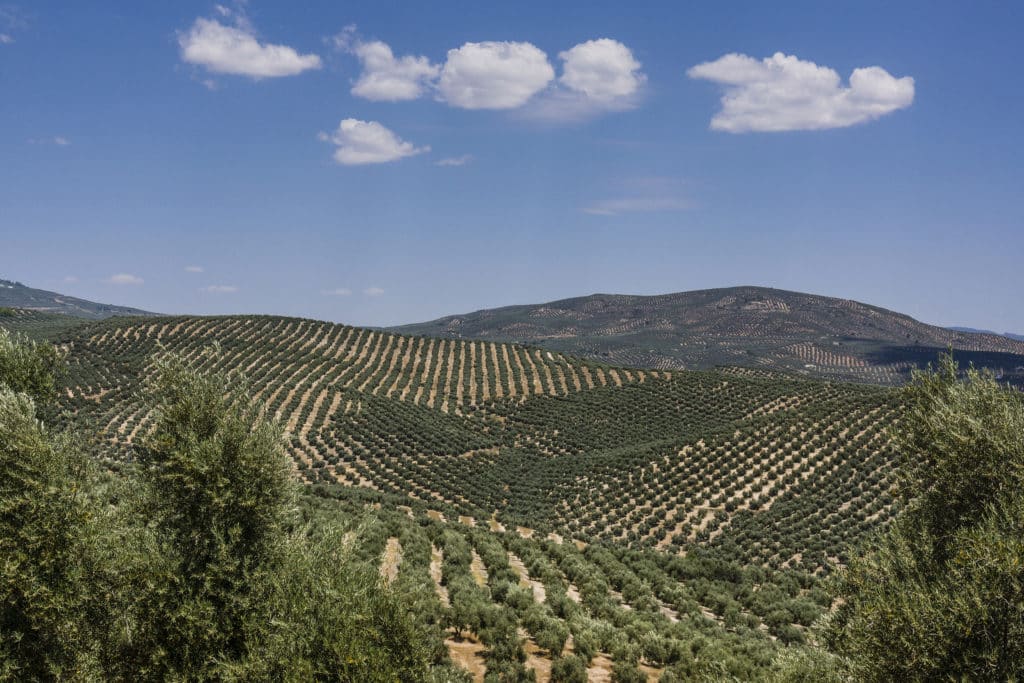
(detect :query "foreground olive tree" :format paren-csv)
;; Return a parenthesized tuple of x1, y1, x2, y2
(810, 356, 1024, 681)
(0, 333, 431, 681)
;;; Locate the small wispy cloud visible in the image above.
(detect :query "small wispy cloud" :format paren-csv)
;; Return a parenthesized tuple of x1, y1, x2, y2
(582, 197, 690, 216)
(27, 136, 71, 146)
(436, 154, 473, 167)
(200, 285, 238, 293)
(0, 5, 27, 45)
(364, 287, 385, 297)
(63, 275, 78, 283)
(105, 273, 144, 286)
(184, 265, 204, 273)
(321, 287, 352, 296)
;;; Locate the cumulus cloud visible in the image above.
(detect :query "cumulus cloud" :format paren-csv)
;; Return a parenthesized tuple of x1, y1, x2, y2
(526, 38, 646, 121)
(582, 197, 690, 216)
(322, 118, 428, 165)
(363, 287, 385, 296)
(559, 39, 645, 103)
(687, 52, 914, 132)
(349, 40, 439, 101)
(179, 11, 321, 78)
(200, 285, 238, 293)
(0, 33, 11, 45)
(105, 273, 144, 286)
(438, 41, 554, 109)
(435, 154, 473, 167)
(184, 265, 204, 273)
(321, 287, 352, 296)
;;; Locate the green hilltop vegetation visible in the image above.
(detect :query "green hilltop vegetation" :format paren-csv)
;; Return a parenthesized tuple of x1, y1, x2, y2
(392, 286, 1024, 387)
(2, 309, 1022, 681)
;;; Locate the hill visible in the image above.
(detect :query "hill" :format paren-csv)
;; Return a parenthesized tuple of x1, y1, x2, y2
(50, 312, 908, 678)
(0, 278, 153, 319)
(57, 314, 899, 571)
(948, 325, 1024, 342)
(392, 286, 1024, 385)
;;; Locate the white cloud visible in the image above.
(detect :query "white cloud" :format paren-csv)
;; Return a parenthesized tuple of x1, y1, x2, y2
(53, 136, 70, 146)
(63, 275, 78, 283)
(323, 118, 428, 165)
(525, 38, 646, 121)
(350, 39, 439, 101)
(0, 33, 11, 45)
(559, 39, 644, 104)
(364, 287, 385, 296)
(105, 273, 144, 286)
(321, 287, 352, 296)
(438, 41, 554, 109)
(582, 197, 690, 216)
(179, 16, 321, 78)
(435, 154, 473, 167)
(687, 52, 914, 133)
(184, 265, 204, 273)
(200, 285, 238, 293)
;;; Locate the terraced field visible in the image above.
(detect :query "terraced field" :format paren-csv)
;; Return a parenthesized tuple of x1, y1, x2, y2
(4, 311, 920, 679)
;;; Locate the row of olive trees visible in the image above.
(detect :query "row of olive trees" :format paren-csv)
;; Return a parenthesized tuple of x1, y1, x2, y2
(0, 330, 431, 682)
(776, 355, 1024, 681)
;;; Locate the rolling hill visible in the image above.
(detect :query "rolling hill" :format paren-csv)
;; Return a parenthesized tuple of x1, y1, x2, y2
(392, 286, 1024, 386)
(50, 314, 900, 571)
(0, 278, 153, 319)
(4, 310, 914, 679)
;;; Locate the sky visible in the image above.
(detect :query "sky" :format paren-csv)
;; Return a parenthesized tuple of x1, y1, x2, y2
(2, 1, 1023, 332)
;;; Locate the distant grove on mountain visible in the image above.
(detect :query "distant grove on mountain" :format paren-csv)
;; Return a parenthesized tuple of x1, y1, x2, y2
(392, 286, 1024, 386)
(0, 279, 152, 319)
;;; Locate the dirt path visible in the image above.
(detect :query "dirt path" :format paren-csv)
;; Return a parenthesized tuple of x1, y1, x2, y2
(430, 545, 450, 607)
(447, 632, 486, 682)
(470, 550, 489, 588)
(508, 553, 546, 604)
(520, 628, 552, 682)
(380, 537, 401, 584)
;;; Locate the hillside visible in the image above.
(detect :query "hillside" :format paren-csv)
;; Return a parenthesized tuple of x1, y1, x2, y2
(35, 312, 912, 679)
(392, 286, 1024, 385)
(57, 314, 899, 571)
(0, 278, 153, 319)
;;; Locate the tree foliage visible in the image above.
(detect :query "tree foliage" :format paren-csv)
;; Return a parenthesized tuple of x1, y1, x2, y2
(0, 340, 433, 681)
(823, 356, 1024, 681)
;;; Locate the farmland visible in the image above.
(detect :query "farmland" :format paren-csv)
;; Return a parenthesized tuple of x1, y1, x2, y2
(7, 311, 916, 679)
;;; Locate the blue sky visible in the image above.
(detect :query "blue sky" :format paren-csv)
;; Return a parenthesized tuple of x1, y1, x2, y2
(2, 1, 1022, 331)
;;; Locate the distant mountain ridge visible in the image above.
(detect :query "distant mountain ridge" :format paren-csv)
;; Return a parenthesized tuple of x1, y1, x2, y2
(392, 286, 1024, 385)
(0, 278, 153, 319)
(948, 326, 1024, 343)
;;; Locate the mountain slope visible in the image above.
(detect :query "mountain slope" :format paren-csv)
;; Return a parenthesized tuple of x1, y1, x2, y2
(0, 278, 153, 319)
(392, 286, 1024, 385)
